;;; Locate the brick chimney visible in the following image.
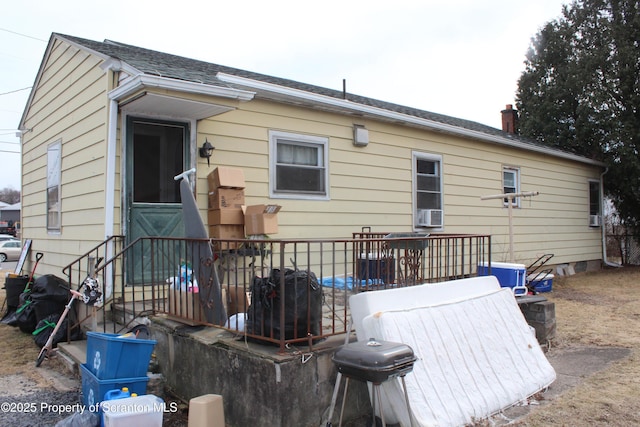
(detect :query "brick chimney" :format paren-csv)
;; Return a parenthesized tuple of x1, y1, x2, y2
(501, 104, 518, 134)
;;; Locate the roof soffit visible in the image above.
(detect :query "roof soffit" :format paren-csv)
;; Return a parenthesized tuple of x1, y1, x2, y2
(119, 92, 234, 120)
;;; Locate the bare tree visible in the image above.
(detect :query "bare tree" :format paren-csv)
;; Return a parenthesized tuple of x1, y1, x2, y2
(0, 187, 20, 204)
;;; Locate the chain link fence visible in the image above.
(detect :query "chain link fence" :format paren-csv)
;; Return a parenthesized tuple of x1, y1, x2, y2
(606, 232, 640, 265)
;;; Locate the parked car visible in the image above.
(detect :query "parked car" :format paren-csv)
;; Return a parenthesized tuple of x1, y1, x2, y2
(0, 239, 21, 262)
(0, 234, 17, 241)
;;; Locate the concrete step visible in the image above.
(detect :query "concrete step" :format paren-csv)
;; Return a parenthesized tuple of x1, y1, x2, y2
(57, 340, 86, 376)
(110, 300, 157, 325)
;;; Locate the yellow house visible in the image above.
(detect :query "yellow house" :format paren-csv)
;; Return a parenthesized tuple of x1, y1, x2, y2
(18, 33, 607, 277)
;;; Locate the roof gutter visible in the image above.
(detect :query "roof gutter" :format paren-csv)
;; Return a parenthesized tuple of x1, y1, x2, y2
(108, 74, 255, 102)
(217, 73, 605, 168)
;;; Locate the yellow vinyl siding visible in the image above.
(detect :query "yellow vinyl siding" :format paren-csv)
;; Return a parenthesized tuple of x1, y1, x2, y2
(197, 98, 602, 265)
(21, 38, 111, 276)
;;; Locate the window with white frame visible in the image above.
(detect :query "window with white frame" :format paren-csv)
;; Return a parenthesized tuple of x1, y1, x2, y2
(588, 180, 601, 227)
(47, 140, 62, 231)
(269, 130, 329, 199)
(413, 152, 443, 228)
(503, 166, 520, 207)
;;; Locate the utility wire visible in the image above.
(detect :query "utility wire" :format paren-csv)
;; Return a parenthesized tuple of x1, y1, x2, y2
(0, 27, 47, 42)
(0, 87, 31, 96)
(0, 149, 20, 154)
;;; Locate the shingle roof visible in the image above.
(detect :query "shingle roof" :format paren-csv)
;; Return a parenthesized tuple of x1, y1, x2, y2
(56, 33, 597, 163)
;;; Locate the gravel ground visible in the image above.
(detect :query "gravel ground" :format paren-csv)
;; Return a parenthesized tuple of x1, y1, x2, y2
(0, 359, 188, 427)
(0, 369, 92, 426)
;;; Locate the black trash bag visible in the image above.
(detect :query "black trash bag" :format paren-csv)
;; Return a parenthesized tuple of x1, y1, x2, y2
(0, 309, 18, 326)
(19, 288, 31, 306)
(54, 410, 100, 427)
(30, 275, 70, 322)
(15, 299, 37, 334)
(32, 313, 82, 348)
(246, 268, 322, 341)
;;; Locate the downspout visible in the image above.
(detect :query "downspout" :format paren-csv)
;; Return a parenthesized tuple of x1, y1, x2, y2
(101, 61, 120, 242)
(600, 167, 620, 267)
(105, 98, 117, 241)
(102, 62, 120, 300)
(101, 98, 118, 299)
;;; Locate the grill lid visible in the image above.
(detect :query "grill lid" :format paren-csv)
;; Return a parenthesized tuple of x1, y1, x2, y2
(332, 339, 416, 372)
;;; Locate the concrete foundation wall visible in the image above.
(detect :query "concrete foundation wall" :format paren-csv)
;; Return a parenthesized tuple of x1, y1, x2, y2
(150, 317, 371, 426)
(150, 295, 557, 426)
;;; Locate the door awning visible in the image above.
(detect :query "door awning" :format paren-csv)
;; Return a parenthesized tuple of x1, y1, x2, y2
(109, 73, 255, 120)
(119, 92, 233, 120)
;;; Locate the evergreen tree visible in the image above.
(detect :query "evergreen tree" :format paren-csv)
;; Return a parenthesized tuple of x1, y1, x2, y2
(516, 0, 640, 235)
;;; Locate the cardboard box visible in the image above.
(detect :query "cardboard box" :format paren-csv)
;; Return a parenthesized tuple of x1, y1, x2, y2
(209, 224, 245, 250)
(208, 166, 245, 189)
(208, 188, 245, 209)
(224, 284, 250, 316)
(169, 290, 206, 323)
(208, 208, 244, 225)
(244, 204, 281, 235)
(209, 224, 245, 239)
(168, 289, 228, 325)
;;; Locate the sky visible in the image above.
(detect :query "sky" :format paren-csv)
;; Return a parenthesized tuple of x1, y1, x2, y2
(0, 0, 569, 191)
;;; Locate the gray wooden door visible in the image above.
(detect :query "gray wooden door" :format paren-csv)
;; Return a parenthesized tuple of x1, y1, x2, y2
(125, 117, 190, 284)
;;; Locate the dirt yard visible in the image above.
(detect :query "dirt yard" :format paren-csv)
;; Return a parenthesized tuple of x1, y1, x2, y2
(514, 265, 640, 426)
(1, 265, 640, 426)
(0, 269, 189, 426)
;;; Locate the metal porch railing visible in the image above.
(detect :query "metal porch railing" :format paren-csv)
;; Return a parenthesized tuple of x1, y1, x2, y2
(65, 233, 491, 352)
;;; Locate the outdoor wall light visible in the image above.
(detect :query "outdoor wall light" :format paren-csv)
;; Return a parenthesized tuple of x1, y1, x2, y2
(199, 138, 215, 166)
(353, 124, 369, 147)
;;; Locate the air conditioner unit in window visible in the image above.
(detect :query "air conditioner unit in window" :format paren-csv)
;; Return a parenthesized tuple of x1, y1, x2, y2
(417, 209, 443, 227)
(589, 214, 601, 227)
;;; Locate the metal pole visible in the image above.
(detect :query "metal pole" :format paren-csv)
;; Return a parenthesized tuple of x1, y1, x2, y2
(480, 191, 539, 263)
(508, 200, 514, 263)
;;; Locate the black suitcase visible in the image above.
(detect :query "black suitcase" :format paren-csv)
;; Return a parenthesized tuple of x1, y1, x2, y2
(332, 339, 416, 383)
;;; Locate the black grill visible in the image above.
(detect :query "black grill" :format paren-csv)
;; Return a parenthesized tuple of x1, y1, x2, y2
(332, 339, 416, 383)
(327, 339, 416, 426)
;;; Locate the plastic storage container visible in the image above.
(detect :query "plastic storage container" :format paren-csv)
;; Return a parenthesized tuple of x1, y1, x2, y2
(81, 364, 149, 408)
(100, 388, 131, 427)
(101, 394, 164, 427)
(477, 262, 527, 295)
(86, 331, 156, 379)
(3, 275, 29, 308)
(357, 253, 395, 284)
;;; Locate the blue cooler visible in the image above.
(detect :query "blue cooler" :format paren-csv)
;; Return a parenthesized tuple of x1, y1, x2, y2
(527, 273, 553, 293)
(477, 262, 527, 296)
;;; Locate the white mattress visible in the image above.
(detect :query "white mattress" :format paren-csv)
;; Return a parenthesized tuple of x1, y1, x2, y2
(349, 276, 502, 339)
(349, 278, 556, 426)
